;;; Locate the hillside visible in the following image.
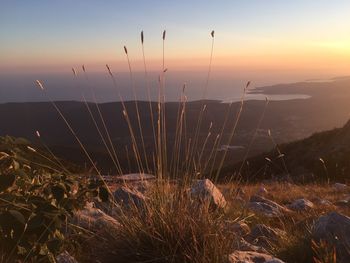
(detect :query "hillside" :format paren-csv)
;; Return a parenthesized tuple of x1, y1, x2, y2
(227, 119, 350, 183)
(1, 77, 350, 174)
(2, 136, 350, 262)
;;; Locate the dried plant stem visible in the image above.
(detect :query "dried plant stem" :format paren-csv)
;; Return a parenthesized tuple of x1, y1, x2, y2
(214, 83, 249, 181)
(141, 31, 157, 170)
(185, 31, 215, 178)
(82, 95, 123, 175)
(124, 46, 149, 173)
(81, 68, 123, 174)
(238, 98, 269, 176)
(269, 129, 289, 175)
(105, 66, 144, 173)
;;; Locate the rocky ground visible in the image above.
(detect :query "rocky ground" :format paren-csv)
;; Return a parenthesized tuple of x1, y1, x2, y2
(57, 176, 350, 263)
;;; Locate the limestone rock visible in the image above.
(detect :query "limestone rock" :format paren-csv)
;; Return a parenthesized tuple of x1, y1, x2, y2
(312, 212, 350, 263)
(247, 195, 290, 217)
(288, 198, 314, 211)
(246, 224, 286, 250)
(191, 179, 227, 209)
(228, 251, 285, 263)
(74, 205, 120, 233)
(56, 251, 78, 263)
(237, 238, 267, 253)
(113, 186, 147, 208)
(333, 183, 348, 191)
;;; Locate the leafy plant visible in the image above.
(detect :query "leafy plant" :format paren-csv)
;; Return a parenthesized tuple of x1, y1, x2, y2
(0, 136, 103, 262)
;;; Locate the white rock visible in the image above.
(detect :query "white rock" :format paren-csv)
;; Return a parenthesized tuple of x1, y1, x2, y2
(288, 198, 314, 211)
(74, 206, 120, 232)
(113, 186, 147, 208)
(191, 179, 227, 209)
(333, 183, 348, 191)
(246, 224, 286, 250)
(56, 251, 78, 263)
(313, 212, 350, 263)
(237, 238, 268, 253)
(228, 251, 285, 263)
(247, 195, 290, 217)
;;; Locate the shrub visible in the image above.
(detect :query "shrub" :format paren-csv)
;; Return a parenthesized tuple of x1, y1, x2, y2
(0, 136, 102, 262)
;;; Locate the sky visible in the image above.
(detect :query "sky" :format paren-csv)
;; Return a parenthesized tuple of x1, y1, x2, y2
(1, 0, 350, 102)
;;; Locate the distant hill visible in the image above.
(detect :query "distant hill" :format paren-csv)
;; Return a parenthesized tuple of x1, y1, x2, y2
(2, 77, 350, 173)
(226, 119, 350, 183)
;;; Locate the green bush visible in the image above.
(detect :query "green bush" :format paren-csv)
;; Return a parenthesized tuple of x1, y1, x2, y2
(0, 136, 103, 262)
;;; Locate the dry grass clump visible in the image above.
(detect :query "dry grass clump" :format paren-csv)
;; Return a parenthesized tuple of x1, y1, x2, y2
(89, 182, 241, 263)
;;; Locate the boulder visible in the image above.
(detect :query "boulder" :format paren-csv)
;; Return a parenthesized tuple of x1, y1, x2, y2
(74, 205, 120, 233)
(333, 183, 348, 191)
(113, 186, 147, 209)
(191, 179, 227, 209)
(312, 212, 350, 263)
(247, 195, 290, 217)
(114, 173, 155, 182)
(246, 224, 286, 250)
(288, 198, 314, 211)
(130, 180, 152, 194)
(237, 238, 267, 253)
(56, 251, 78, 263)
(228, 251, 285, 263)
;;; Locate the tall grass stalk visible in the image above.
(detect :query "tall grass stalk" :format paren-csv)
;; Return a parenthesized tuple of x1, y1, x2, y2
(124, 46, 149, 173)
(105, 65, 144, 173)
(237, 97, 269, 181)
(34, 130, 72, 174)
(141, 30, 158, 173)
(214, 82, 249, 181)
(184, 31, 215, 177)
(81, 66, 123, 175)
(268, 129, 289, 175)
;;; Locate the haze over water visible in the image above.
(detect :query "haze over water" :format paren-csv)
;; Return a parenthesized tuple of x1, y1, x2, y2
(0, 70, 332, 103)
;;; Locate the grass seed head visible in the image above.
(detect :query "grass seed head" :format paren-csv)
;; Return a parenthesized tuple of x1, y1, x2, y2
(27, 146, 37, 152)
(265, 157, 272, 162)
(106, 64, 113, 76)
(72, 67, 77, 76)
(35, 80, 44, 90)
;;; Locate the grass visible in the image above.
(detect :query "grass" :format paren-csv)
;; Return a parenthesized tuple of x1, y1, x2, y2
(92, 183, 240, 263)
(65, 181, 350, 263)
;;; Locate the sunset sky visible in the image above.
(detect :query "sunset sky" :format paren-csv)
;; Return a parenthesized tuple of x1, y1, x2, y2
(1, 0, 350, 76)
